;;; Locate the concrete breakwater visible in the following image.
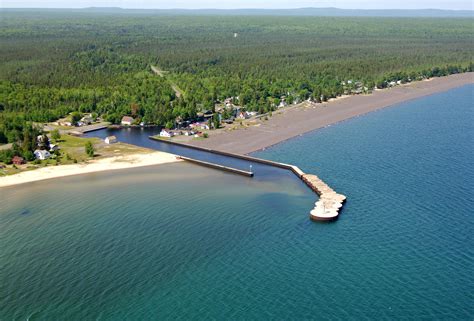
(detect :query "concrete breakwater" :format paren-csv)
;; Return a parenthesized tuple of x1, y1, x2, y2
(150, 136, 346, 221)
(286, 165, 346, 221)
(177, 156, 254, 177)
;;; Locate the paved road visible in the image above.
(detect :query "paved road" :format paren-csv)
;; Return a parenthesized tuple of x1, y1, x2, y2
(151, 65, 183, 98)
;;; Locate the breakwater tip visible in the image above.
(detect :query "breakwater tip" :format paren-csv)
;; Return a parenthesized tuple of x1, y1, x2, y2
(302, 173, 346, 222)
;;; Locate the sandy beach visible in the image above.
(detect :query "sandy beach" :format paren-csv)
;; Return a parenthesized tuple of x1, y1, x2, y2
(189, 72, 473, 154)
(0, 151, 179, 188)
(1, 73, 471, 188)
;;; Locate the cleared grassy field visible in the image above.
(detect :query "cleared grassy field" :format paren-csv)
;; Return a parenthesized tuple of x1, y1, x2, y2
(0, 134, 153, 176)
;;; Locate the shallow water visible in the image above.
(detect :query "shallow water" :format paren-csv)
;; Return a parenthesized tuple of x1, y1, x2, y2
(1, 85, 473, 319)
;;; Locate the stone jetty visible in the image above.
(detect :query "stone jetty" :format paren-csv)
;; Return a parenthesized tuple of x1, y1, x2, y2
(301, 174, 346, 221)
(150, 137, 346, 221)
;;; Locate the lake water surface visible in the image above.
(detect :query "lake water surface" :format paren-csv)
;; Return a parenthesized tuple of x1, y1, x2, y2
(1, 85, 473, 319)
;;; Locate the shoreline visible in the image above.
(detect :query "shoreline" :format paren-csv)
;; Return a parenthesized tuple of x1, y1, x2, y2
(1, 73, 471, 188)
(0, 151, 180, 188)
(188, 72, 473, 154)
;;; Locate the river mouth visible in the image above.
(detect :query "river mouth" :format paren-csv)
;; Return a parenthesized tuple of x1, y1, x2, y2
(2, 85, 472, 319)
(84, 127, 308, 184)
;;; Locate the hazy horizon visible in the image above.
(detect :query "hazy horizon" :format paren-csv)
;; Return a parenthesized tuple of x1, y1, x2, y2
(2, 0, 473, 10)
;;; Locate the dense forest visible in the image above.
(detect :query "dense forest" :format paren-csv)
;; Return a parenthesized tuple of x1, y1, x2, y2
(0, 11, 473, 156)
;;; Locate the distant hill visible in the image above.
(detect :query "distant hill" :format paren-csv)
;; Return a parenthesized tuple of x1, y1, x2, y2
(1, 7, 473, 18)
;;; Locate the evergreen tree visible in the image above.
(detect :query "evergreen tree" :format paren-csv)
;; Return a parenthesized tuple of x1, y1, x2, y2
(85, 141, 94, 157)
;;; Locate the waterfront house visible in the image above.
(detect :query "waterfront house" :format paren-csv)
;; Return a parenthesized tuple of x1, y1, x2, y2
(12, 156, 25, 165)
(224, 97, 233, 107)
(203, 110, 214, 119)
(104, 136, 117, 144)
(184, 130, 196, 136)
(160, 129, 174, 138)
(81, 117, 93, 125)
(81, 114, 95, 125)
(237, 111, 248, 120)
(121, 116, 134, 126)
(190, 122, 209, 130)
(248, 111, 258, 117)
(34, 149, 51, 160)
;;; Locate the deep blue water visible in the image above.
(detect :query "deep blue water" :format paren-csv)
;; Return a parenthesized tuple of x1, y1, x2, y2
(1, 85, 473, 319)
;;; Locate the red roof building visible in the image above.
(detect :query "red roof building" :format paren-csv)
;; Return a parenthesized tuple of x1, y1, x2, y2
(121, 116, 134, 126)
(12, 156, 25, 165)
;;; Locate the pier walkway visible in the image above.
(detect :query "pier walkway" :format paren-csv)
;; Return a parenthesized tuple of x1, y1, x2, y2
(177, 156, 254, 177)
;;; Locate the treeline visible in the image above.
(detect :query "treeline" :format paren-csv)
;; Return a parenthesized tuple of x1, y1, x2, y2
(0, 122, 41, 163)
(0, 12, 473, 149)
(0, 71, 199, 143)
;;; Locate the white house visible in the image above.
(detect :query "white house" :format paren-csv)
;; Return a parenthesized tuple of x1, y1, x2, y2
(34, 149, 51, 160)
(184, 130, 196, 136)
(81, 114, 95, 125)
(160, 129, 174, 138)
(121, 116, 134, 126)
(248, 111, 258, 117)
(224, 97, 234, 108)
(104, 136, 117, 144)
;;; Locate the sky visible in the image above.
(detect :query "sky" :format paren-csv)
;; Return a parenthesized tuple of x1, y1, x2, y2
(2, 0, 473, 10)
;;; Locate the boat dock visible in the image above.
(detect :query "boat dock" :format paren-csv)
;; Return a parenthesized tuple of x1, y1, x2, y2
(150, 137, 346, 221)
(67, 123, 110, 136)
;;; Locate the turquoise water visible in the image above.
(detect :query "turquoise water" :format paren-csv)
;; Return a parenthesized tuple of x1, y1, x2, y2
(1, 85, 473, 319)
